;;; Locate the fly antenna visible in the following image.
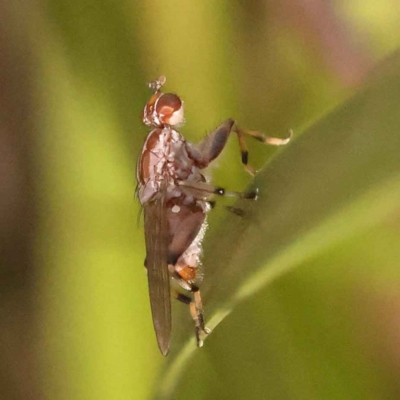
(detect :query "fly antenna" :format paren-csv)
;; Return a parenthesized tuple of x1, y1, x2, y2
(148, 76, 166, 93)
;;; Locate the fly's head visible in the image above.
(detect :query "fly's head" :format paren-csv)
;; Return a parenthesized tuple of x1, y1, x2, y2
(142, 76, 185, 128)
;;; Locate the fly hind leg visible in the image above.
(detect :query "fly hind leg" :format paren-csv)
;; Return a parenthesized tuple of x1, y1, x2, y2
(191, 285, 212, 346)
(174, 284, 211, 347)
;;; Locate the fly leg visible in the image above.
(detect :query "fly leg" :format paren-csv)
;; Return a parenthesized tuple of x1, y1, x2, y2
(177, 180, 259, 201)
(186, 119, 292, 175)
(178, 180, 258, 217)
(174, 286, 211, 347)
(192, 287, 212, 339)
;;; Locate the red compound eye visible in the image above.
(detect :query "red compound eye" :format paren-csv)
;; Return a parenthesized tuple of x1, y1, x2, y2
(155, 93, 184, 126)
(142, 92, 162, 126)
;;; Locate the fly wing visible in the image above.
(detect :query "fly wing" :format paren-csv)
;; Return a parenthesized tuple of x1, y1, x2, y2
(143, 193, 171, 356)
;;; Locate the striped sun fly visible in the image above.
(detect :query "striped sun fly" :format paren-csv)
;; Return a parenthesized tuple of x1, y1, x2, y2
(136, 76, 291, 355)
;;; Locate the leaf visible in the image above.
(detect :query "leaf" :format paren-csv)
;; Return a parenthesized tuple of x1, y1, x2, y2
(154, 51, 400, 399)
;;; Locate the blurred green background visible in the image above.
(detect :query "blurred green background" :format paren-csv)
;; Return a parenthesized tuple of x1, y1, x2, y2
(1, 1, 400, 399)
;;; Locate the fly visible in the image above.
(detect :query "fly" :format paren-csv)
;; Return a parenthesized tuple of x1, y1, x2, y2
(136, 76, 291, 355)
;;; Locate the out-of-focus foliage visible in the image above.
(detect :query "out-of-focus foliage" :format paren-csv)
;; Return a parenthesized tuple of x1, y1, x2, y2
(1, 1, 400, 400)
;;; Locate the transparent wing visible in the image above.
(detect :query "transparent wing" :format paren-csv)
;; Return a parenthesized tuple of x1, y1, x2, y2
(143, 192, 171, 356)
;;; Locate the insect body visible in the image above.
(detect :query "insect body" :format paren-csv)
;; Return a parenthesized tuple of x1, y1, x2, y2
(137, 76, 291, 355)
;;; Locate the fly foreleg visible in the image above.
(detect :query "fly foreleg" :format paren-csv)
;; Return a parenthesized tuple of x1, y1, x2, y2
(187, 119, 292, 175)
